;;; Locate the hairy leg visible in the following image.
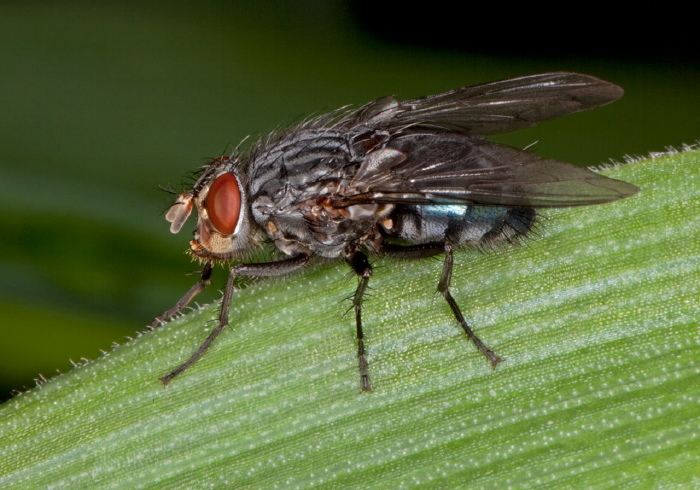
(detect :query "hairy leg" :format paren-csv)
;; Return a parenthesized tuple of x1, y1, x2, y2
(160, 254, 310, 386)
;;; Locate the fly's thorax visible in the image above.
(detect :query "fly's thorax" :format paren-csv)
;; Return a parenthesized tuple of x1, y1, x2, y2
(246, 128, 361, 199)
(164, 157, 261, 263)
(246, 127, 391, 258)
(385, 204, 537, 247)
(253, 189, 394, 258)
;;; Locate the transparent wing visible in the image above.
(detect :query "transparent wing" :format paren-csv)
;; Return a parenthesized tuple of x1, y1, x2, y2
(352, 72, 623, 135)
(340, 134, 639, 208)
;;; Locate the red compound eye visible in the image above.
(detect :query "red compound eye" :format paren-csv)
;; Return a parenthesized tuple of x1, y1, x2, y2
(205, 173, 241, 235)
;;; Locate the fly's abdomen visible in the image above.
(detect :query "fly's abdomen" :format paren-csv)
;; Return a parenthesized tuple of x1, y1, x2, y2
(387, 204, 536, 247)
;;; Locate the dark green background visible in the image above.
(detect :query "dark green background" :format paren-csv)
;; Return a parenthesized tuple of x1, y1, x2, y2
(1, 1, 698, 401)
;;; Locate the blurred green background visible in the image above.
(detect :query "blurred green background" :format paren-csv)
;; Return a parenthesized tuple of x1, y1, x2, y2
(1, 1, 698, 402)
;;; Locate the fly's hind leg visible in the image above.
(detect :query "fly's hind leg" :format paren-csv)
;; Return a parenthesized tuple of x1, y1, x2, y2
(438, 244, 502, 368)
(381, 242, 502, 369)
(347, 250, 373, 392)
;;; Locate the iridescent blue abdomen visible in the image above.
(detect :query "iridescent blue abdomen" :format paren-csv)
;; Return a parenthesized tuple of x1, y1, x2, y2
(387, 204, 536, 247)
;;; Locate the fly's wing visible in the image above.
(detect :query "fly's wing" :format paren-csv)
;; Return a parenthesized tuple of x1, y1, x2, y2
(341, 134, 639, 208)
(338, 72, 635, 208)
(352, 72, 623, 135)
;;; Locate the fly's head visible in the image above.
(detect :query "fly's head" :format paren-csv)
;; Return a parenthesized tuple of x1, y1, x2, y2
(165, 156, 256, 263)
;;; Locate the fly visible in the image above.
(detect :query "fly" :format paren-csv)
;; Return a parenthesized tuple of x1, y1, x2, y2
(152, 72, 639, 391)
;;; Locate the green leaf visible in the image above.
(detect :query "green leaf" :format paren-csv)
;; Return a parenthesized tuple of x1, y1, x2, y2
(1, 147, 698, 488)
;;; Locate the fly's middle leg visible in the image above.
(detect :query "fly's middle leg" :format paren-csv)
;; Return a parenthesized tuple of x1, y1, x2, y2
(347, 250, 373, 392)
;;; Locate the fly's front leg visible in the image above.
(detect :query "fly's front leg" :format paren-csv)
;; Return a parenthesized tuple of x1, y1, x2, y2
(160, 254, 310, 386)
(151, 262, 214, 328)
(347, 250, 373, 392)
(439, 244, 503, 368)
